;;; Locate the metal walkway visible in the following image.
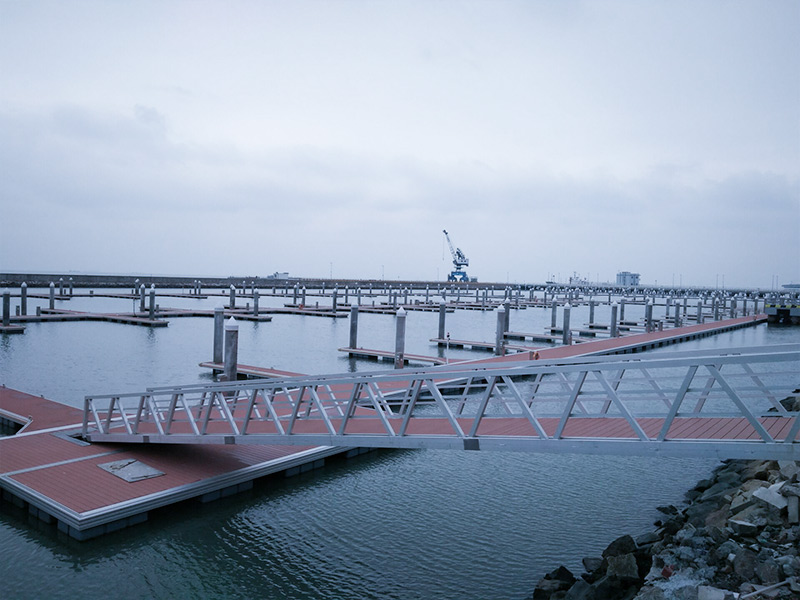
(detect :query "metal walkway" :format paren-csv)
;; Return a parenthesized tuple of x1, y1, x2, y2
(83, 345, 800, 460)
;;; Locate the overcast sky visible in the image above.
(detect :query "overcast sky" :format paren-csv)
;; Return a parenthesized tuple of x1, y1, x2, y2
(1, 1, 798, 288)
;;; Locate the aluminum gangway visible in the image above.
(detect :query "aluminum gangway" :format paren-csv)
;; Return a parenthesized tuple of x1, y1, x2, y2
(83, 345, 800, 460)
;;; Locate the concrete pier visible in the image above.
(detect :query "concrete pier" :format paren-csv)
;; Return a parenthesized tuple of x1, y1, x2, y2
(349, 305, 359, 349)
(224, 317, 239, 382)
(610, 302, 619, 338)
(213, 306, 224, 364)
(495, 305, 506, 355)
(2, 289, 9, 327)
(394, 308, 406, 369)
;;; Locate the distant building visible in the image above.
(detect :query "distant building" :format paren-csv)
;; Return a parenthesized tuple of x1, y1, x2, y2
(616, 271, 640, 287)
(267, 272, 290, 280)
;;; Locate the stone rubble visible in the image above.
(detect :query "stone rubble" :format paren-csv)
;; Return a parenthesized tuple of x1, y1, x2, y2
(529, 391, 800, 600)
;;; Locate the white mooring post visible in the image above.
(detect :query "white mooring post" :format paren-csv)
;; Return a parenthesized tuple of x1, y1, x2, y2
(589, 299, 595, 324)
(229, 285, 236, 310)
(149, 284, 156, 320)
(550, 300, 557, 328)
(349, 304, 359, 349)
(495, 304, 506, 355)
(562, 303, 571, 345)
(49, 282, 55, 310)
(394, 308, 406, 369)
(2, 289, 9, 327)
(213, 306, 224, 364)
(438, 302, 447, 339)
(645, 302, 654, 333)
(20, 282, 27, 316)
(253, 288, 259, 316)
(619, 297, 626, 322)
(139, 284, 146, 312)
(59, 277, 64, 296)
(610, 302, 619, 338)
(223, 317, 239, 382)
(503, 300, 511, 333)
(332, 286, 338, 311)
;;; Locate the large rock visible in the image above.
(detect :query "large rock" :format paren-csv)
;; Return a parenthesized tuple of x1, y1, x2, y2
(602, 535, 637, 559)
(728, 519, 759, 537)
(753, 484, 788, 510)
(755, 557, 781, 585)
(778, 460, 800, 482)
(607, 553, 641, 582)
(733, 548, 758, 580)
(564, 579, 594, 600)
(533, 565, 576, 599)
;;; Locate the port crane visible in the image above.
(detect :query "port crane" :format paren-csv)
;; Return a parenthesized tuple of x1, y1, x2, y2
(443, 229, 473, 282)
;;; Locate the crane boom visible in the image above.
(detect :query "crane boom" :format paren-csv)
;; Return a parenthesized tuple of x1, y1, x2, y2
(442, 229, 472, 282)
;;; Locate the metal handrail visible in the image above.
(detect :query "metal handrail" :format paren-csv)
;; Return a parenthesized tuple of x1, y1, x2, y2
(83, 345, 800, 460)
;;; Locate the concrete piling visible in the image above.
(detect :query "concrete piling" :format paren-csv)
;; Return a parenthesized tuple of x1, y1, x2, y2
(2, 289, 9, 326)
(139, 284, 145, 312)
(253, 289, 259, 316)
(59, 278, 64, 296)
(349, 305, 359, 349)
(620, 298, 626, 321)
(301, 287, 307, 307)
(495, 304, 506, 355)
(504, 300, 511, 333)
(394, 308, 406, 369)
(610, 302, 619, 338)
(229, 285, 236, 310)
(551, 300, 557, 328)
(562, 303, 571, 345)
(149, 285, 156, 320)
(20, 282, 27, 316)
(438, 302, 447, 339)
(332, 286, 338, 311)
(645, 302, 653, 333)
(49, 282, 55, 310)
(589, 299, 595, 325)
(223, 317, 239, 382)
(213, 306, 224, 364)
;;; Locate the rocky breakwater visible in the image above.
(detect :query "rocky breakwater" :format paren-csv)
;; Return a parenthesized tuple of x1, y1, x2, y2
(531, 457, 800, 600)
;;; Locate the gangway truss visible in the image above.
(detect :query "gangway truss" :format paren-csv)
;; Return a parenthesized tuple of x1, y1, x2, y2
(82, 345, 800, 460)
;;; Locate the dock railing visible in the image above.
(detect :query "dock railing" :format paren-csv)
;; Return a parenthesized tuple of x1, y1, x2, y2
(83, 344, 800, 460)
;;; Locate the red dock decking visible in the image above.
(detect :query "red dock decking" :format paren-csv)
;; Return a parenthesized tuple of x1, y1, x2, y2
(0, 386, 347, 540)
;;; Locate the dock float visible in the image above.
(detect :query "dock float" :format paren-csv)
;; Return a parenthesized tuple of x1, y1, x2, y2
(0, 386, 364, 541)
(338, 347, 448, 365)
(198, 362, 302, 379)
(429, 337, 496, 351)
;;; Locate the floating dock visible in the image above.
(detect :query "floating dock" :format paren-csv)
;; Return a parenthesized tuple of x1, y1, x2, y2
(0, 314, 769, 541)
(0, 386, 364, 541)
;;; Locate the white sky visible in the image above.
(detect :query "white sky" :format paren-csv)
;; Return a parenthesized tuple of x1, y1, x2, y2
(1, 0, 798, 288)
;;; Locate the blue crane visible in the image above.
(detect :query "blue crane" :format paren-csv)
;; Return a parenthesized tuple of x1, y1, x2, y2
(443, 229, 472, 282)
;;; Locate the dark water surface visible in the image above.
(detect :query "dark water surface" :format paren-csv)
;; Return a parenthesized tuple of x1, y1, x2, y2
(1, 289, 796, 599)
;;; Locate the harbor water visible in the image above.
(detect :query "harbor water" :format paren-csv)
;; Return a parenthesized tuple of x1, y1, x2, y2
(1, 288, 797, 599)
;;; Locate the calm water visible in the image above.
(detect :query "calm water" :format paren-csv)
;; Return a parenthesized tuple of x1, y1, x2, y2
(1, 288, 797, 599)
